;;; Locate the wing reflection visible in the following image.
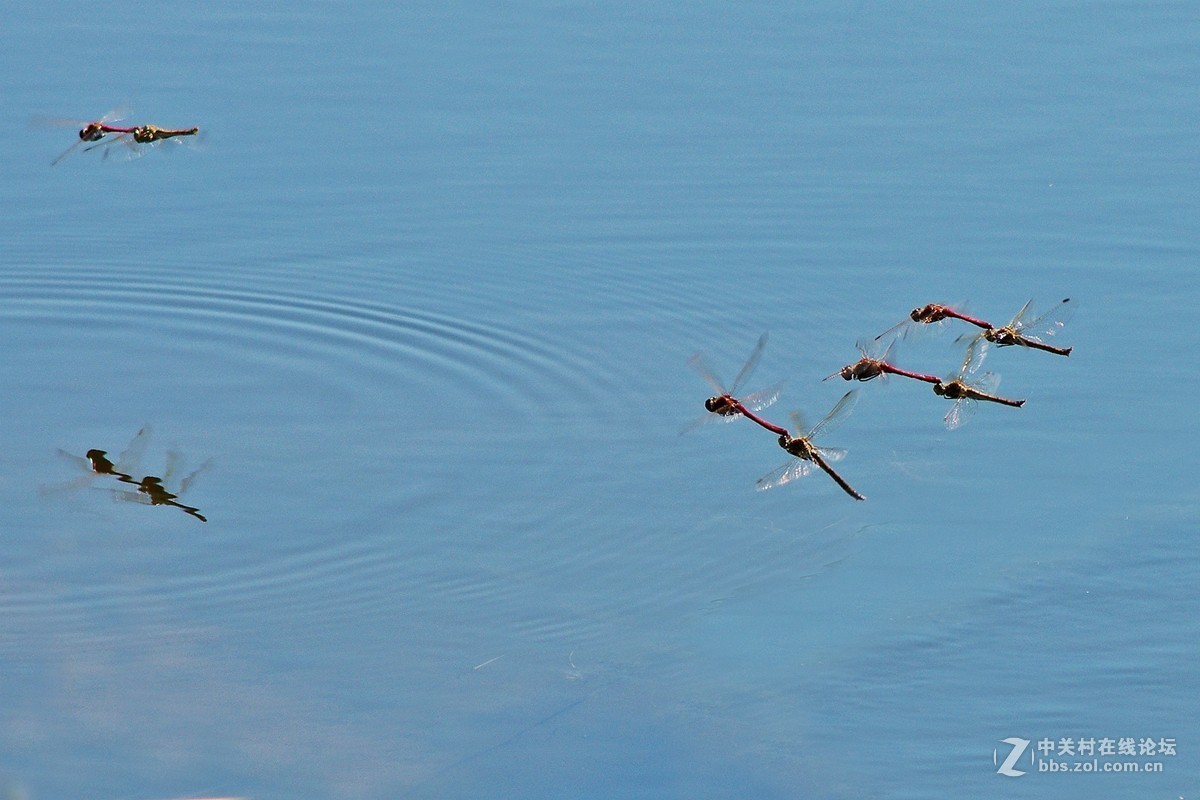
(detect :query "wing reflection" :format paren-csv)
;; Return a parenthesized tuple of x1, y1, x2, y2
(49, 428, 210, 523)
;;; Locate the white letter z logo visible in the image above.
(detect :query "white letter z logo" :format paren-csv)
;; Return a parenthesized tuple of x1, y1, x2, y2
(995, 737, 1030, 777)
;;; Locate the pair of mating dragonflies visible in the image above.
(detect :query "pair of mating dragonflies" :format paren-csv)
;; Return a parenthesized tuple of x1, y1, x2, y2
(51, 426, 210, 522)
(44, 106, 200, 165)
(689, 298, 1073, 501)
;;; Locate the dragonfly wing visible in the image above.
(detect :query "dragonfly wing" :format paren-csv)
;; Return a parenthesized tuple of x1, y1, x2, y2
(806, 390, 858, 441)
(813, 446, 847, 463)
(114, 426, 152, 474)
(111, 488, 153, 506)
(1006, 298, 1035, 328)
(178, 458, 214, 495)
(945, 397, 977, 430)
(739, 381, 783, 413)
(755, 459, 815, 491)
(55, 448, 92, 472)
(39, 474, 96, 498)
(687, 352, 727, 396)
(959, 337, 990, 378)
(972, 370, 1000, 396)
(50, 139, 83, 166)
(788, 410, 807, 436)
(1017, 297, 1074, 341)
(728, 332, 768, 396)
(873, 318, 911, 343)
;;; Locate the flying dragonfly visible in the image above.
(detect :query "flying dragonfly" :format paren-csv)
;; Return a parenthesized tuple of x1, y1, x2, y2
(875, 302, 994, 342)
(756, 390, 864, 500)
(685, 332, 787, 436)
(827, 337, 941, 385)
(36, 104, 136, 165)
(84, 123, 201, 161)
(972, 297, 1074, 357)
(933, 342, 1025, 430)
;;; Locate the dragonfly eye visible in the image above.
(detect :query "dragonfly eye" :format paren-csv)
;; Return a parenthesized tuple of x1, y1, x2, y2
(704, 397, 718, 412)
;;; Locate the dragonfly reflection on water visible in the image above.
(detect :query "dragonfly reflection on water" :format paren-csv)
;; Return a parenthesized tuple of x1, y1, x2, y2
(112, 450, 212, 523)
(46, 425, 151, 494)
(48, 427, 210, 522)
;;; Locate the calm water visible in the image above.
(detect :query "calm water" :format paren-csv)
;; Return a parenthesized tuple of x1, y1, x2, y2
(2, 3, 1197, 798)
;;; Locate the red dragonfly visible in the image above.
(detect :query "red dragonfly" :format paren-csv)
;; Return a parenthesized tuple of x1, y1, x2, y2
(39, 105, 137, 166)
(686, 332, 787, 436)
(826, 337, 941, 385)
(84, 124, 201, 160)
(755, 390, 864, 500)
(875, 302, 993, 342)
(974, 297, 1074, 356)
(933, 342, 1025, 430)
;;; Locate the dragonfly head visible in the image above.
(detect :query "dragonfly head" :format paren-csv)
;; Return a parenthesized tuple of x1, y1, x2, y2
(79, 123, 105, 142)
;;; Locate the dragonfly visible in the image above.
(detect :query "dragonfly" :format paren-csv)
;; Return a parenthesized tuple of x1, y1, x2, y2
(975, 297, 1074, 356)
(875, 302, 994, 342)
(755, 390, 864, 500)
(827, 337, 941, 385)
(84, 124, 201, 160)
(44, 425, 151, 495)
(39, 104, 137, 166)
(114, 450, 212, 523)
(686, 332, 787, 436)
(933, 342, 1025, 430)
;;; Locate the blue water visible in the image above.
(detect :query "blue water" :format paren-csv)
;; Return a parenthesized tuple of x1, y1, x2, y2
(1, 3, 1197, 798)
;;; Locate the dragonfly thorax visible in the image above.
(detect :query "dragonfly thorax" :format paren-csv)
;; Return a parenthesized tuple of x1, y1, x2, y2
(705, 395, 739, 415)
(985, 327, 1020, 346)
(934, 380, 966, 399)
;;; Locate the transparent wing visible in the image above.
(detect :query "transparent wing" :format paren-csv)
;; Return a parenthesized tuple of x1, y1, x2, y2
(678, 410, 742, 435)
(1004, 298, 1035, 329)
(178, 458, 214, 495)
(873, 317, 913, 343)
(970, 370, 1000, 396)
(806, 390, 858, 442)
(788, 410, 807, 436)
(55, 448, 92, 473)
(812, 446, 846, 463)
(755, 459, 815, 491)
(944, 397, 976, 430)
(738, 381, 783, 413)
(114, 426, 152, 474)
(727, 332, 768, 397)
(687, 352, 727, 396)
(50, 139, 84, 166)
(1014, 297, 1074, 342)
(38, 473, 96, 498)
(957, 338, 990, 379)
(111, 487, 153, 506)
